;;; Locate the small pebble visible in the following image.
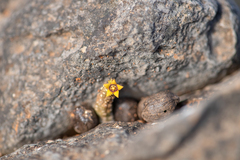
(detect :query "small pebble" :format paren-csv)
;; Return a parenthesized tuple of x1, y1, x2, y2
(73, 104, 99, 133)
(114, 98, 138, 122)
(138, 91, 179, 122)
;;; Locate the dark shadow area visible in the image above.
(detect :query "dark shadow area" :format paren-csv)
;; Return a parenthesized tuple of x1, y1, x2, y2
(175, 99, 189, 111)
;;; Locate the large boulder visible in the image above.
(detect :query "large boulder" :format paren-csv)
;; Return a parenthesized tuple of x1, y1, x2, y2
(1, 69, 240, 160)
(0, 0, 240, 155)
(115, 71, 240, 160)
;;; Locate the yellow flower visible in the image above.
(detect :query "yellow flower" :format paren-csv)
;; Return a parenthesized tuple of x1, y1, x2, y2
(103, 79, 123, 98)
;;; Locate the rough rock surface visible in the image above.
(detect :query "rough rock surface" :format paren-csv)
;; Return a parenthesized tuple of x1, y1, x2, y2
(1, 70, 240, 160)
(0, 0, 29, 31)
(178, 68, 240, 108)
(114, 71, 240, 160)
(1, 122, 145, 160)
(1, 0, 240, 155)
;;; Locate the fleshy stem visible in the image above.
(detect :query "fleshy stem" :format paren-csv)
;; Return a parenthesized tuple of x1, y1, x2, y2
(93, 86, 115, 123)
(93, 79, 123, 123)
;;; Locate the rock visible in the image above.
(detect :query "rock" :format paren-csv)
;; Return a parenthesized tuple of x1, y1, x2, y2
(0, 0, 29, 31)
(2, 70, 240, 160)
(1, 122, 145, 160)
(112, 70, 240, 160)
(113, 98, 138, 122)
(0, 0, 240, 155)
(73, 104, 98, 134)
(179, 69, 240, 109)
(138, 91, 179, 122)
(0, 0, 8, 13)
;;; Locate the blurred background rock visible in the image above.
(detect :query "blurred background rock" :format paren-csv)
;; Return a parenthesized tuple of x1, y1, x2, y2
(236, 0, 240, 6)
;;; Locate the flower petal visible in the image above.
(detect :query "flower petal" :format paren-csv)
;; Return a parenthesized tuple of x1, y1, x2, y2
(106, 89, 113, 97)
(113, 91, 119, 98)
(117, 84, 123, 90)
(104, 83, 111, 89)
(111, 79, 117, 85)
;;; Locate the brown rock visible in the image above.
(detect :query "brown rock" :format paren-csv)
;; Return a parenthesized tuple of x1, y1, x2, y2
(114, 98, 138, 122)
(73, 104, 98, 134)
(138, 91, 179, 122)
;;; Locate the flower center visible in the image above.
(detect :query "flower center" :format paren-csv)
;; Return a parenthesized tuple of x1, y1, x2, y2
(109, 84, 118, 92)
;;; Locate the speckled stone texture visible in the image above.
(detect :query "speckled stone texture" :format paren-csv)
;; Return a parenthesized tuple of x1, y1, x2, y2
(1, 70, 240, 160)
(1, 122, 145, 160)
(113, 71, 240, 160)
(0, 0, 240, 156)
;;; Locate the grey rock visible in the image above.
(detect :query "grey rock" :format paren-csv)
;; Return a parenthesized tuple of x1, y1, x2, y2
(0, 0, 240, 155)
(1, 122, 145, 160)
(0, 0, 8, 13)
(179, 68, 240, 108)
(113, 70, 240, 160)
(2, 70, 240, 160)
(0, 0, 29, 31)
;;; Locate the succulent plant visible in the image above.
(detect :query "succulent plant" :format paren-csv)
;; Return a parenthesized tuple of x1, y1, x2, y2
(93, 79, 123, 123)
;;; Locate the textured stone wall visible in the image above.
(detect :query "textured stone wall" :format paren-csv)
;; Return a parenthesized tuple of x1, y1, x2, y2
(0, 0, 240, 156)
